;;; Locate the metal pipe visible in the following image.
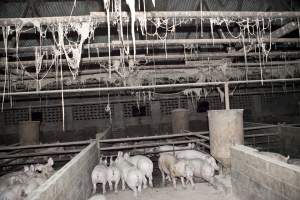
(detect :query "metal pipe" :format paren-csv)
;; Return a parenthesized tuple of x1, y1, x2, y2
(1, 38, 300, 56)
(1, 78, 300, 96)
(100, 139, 202, 151)
(2, 52, 300, 69)
(244, 124, 278, 131)
(100, 132, 201, 143)
(0, 141, 90, 152)
(1, 11, 300, 26)
(244, 133, 279, 138)
(0, 149, 81, 160)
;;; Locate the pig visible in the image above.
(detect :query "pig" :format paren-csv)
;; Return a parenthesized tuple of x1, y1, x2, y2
(158, 153, 194, 189)
(0, 165, 36, 193)
(87, 194, 106, 200)
(187, 158, 227, 192)
(33, 157, 55, 178)
(123, 153, 153, 188)
(155, 143, 195, 155)
(91, 158, 108, 194)
(114, 152, 144, 197)
(0, 184, 26, 200)
(175, 150, 219, 171)
(106, 156, 121, 192)
(258, 151, 289, 163)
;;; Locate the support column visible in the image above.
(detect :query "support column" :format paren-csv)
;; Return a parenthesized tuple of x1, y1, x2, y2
(208, 109, 244, 169)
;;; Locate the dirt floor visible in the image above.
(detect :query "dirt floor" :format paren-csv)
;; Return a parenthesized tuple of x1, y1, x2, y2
(104, 175, 238, 200)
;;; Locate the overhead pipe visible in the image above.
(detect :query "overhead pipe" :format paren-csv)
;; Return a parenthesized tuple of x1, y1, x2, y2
(1, 11, 300, 26)
(1, 78, 300, 97)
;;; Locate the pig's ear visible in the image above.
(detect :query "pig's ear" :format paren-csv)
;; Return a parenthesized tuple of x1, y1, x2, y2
(24, 165, 29, 172)
(30, 164, 35, 171)
(124, 153, 129, 159)
(48, 157, 54, 167)
(118, 151, 123, 157)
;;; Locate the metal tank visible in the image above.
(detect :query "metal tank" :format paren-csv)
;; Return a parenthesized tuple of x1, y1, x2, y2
(208, 109, 244, 168)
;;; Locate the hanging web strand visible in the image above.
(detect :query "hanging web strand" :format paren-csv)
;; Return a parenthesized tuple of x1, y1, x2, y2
(1, 26, 10, 111)
(104, 0, 111, 78)
(60, 54, 65, 131)
(126, 0, 136, 62)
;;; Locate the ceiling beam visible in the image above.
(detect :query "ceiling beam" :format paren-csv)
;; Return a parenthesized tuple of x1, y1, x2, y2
(1, 11, 300, 26)
(1, 78, 300, 96)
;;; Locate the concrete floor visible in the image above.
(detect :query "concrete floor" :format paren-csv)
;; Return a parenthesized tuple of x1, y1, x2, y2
(103, 176, 238, 200)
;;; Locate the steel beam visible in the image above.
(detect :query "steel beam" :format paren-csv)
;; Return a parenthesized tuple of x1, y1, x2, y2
(1, 78, 300, 96)
(1, 11, 300, 26)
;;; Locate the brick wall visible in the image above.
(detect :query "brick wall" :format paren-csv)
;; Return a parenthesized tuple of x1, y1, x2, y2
(27, 141, 98, 200)
(231, 145, 300, 200)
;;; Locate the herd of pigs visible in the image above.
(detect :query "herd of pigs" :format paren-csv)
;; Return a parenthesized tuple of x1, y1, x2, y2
(0, 157, 55, 200)
(88, 143, 223, 200)
(0, 142, 299, 200)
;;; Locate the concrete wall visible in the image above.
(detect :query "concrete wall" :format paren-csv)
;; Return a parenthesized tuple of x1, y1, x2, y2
(231, 145, 300, 200)
(27, 141, 98, 200)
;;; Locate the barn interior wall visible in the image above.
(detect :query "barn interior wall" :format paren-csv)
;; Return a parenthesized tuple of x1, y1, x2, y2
(1, 92, 300, 145)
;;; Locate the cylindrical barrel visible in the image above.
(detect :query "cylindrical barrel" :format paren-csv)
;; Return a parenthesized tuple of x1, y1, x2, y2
(171, 108, 190, 134)
(208, 109, 244, 168)
(18, 121, 40, 145)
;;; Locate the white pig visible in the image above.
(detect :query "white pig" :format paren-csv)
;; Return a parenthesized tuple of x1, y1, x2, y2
(176, 150, 219, 171)
(0, 184, 25, 200)
(187, 158, 227, 192)
(114, 152, 144, 197)
(124, 153, 153, 188)
(158, 153, 194, 189)
(106, 157, 121, 192)
(91, 158, 108, 194)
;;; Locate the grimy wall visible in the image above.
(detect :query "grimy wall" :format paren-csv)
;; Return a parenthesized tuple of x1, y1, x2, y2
(231, 145, 300, 200)
(27, 141, 98, 200)
(1, 92, 299, 144)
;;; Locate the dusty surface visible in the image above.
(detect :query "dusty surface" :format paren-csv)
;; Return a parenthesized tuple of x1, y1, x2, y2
(103, 176, 238, 200)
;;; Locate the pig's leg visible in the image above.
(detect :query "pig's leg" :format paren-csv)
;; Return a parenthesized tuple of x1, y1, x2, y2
(142, 175, 147, 189)
(138, 183, 142, 192)
(121, 178, 126, 191)
(188, 177, 195, 189)
(180, 177, 186, 188)
(108, 180, 113, 191)
(148, 174, 153, 187)
(160, 169, 166, 186)
(114, 179, 120, 192)
(172, 176, 177, 189)
(102, 182, 106, 194)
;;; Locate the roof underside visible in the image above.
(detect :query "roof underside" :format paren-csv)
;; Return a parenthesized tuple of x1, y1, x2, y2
(0, 0, 300, 100)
